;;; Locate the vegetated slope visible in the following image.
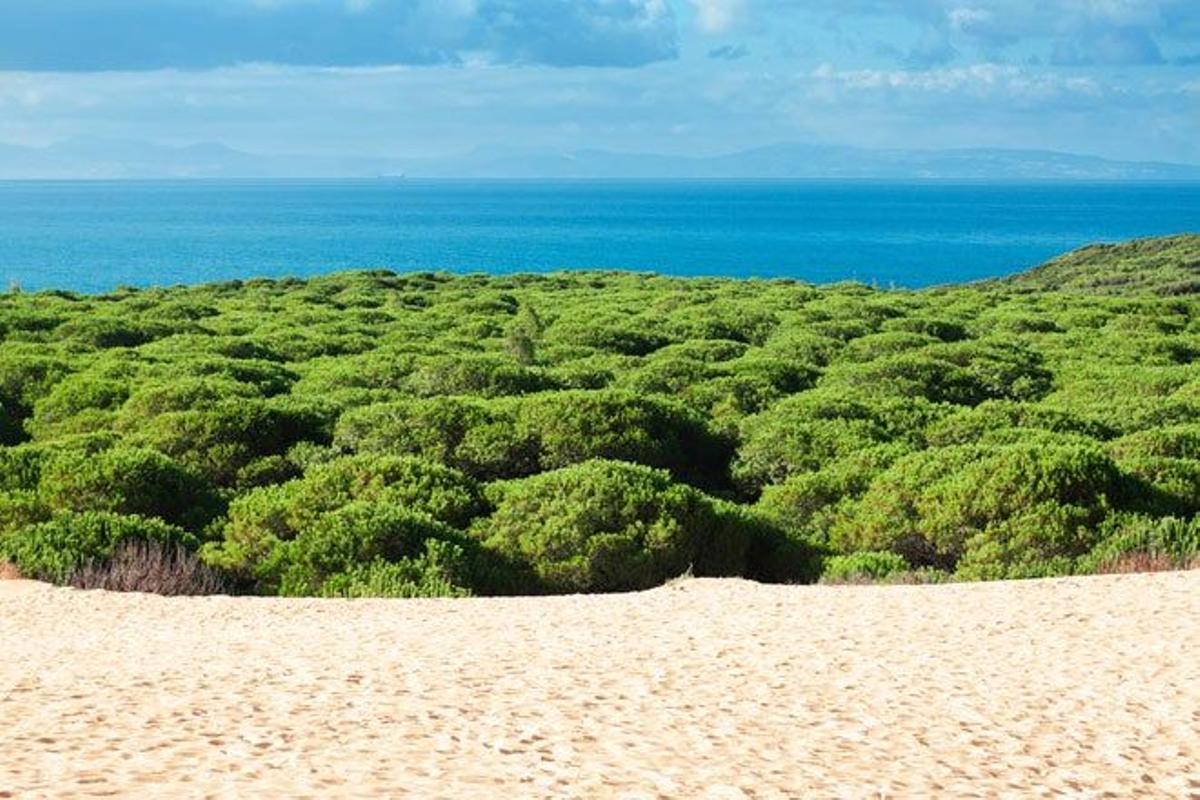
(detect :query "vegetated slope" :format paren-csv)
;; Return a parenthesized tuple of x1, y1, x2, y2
(0, 236, 1197, 596)
(999, 233, 1200, 296)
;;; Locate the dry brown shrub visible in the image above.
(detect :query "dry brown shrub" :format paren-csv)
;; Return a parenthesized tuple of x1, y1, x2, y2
(1098, 552, 1200, 575)
(0, 561, 23, 580)
(69, 540, 226, 596)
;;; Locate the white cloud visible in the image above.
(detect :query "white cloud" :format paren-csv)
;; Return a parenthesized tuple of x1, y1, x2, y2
(688, 0, 747, 33)
(0, 0, 680, 71)
(808, 62, 1113, 106)
(947, 7, 993, 34)
(0, 0, 1197, 164)
(751, 0, 1196, 65)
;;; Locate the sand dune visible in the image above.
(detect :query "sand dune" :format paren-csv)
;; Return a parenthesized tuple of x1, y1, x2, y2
(2, 573, 1198, 798)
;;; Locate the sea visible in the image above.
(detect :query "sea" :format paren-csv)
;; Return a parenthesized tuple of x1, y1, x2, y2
(1, 179, 1197, 293)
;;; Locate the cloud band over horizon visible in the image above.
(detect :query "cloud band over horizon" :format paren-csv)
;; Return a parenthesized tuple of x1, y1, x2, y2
(0, 0, 678, 71)
(0, 0, 1196, 166)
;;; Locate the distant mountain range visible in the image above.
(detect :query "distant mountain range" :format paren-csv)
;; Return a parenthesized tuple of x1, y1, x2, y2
(2, 137, 1199, 180)
(0, 138, 398, 180)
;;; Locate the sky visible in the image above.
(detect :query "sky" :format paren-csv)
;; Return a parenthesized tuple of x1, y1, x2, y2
(0, 0, 1198, 163)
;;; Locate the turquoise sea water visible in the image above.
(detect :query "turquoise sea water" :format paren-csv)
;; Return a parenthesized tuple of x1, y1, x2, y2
(0, 179, 1197, 293)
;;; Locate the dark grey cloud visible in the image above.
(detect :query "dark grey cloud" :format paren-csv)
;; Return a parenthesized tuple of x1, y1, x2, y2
(0, 0, 679, 71)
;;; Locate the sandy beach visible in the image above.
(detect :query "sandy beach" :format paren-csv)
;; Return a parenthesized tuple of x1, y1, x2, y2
(2, 573, 1198, 798)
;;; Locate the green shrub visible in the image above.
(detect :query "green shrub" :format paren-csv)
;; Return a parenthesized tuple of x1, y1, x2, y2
(128, 399, 330, 485)
(821, 353, 991, 406)
(735, 415, 888, 491)
(1117, 457, 1200, 516)
(0, 512, 197, 583)
(118, 377, 261, 423)
(28, 375, 130, 438)
(1040, 366, 1200, 434)
(925, 401, 1113, 447)
(667, 302, 778, 345)
(753, 452, 895, 546)
(1080, 514, 1200, 572)
(616, 354, 717, 396)
(272, 503, 477, 597)
(405, 354, 558, 397)
(821, 551, 909, 583)
(547, 317, 671, 356)
(724, 354, 818, 395)
(839, 331, 939, 363)
(0, 353, 71, 417)
(513, 391, 733, 489)
(475, 460, 765, 593)
(834, 443, 1122, 570)
(211, 455, 488, 586)
(881, 316, 968, 342)
(38, 447, 215, 529)
(334, 397, 537, 480)
(0, 244, 1196, 593)
(54, 315, 170, 349)
(318, 547, 473, 598)
(732, 391, 933, 492)
(0, 445, 46, 492)
(173, 357, 296, 395)
(953, 502, 1099, 581)
(759, 329, 839, 365)
(1108, 424, 1200, 461)
(338, 391, 734, 489)
(0, 490, 50, 533)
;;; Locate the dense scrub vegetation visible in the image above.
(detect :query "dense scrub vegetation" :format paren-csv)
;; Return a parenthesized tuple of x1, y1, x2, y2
(1, 235, 1197, 595)
(998, 234, 1200, 296)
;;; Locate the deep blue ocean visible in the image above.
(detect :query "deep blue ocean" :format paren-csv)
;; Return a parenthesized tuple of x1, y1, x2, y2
(1, 179, 1197, 293)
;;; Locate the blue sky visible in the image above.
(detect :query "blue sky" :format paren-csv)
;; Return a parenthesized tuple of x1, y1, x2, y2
(0, 0, 1197, 162)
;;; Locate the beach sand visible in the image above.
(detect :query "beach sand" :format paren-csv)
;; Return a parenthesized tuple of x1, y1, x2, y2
(2, 572, 1198, 798)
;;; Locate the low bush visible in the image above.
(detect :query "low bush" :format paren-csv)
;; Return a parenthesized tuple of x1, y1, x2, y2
(334, 397, 537, 481)
(127, 399, 332, 486)
(820, 551, 910, 583)
(318, 547, 474, 598)
(732, 391, 935, 493)
(512, 391, 733, 490)
(405, 354, 558, 397)
(925, 401, 1113, 447)
(1080, 515, 1200, 574)
(753, 452, 897, 546)
(476, 460, 785, 593)
(833, 443, 1122, 573)
(270, 503, 479, 597)
(338, 390, 734, 489)
(0, 512, 197, 583)
(211, 455, 488, 587)
(37, 447, 216, 529)
(0, 242, 1197, 594)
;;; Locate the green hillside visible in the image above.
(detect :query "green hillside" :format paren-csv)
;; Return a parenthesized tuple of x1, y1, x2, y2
(1, 237, 1197, 595)
(1000, 234, 1200, 296)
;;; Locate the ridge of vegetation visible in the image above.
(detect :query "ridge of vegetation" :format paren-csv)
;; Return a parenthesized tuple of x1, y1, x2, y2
(1, 235, 1197, 595)
(996, 233, 1200, 296)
